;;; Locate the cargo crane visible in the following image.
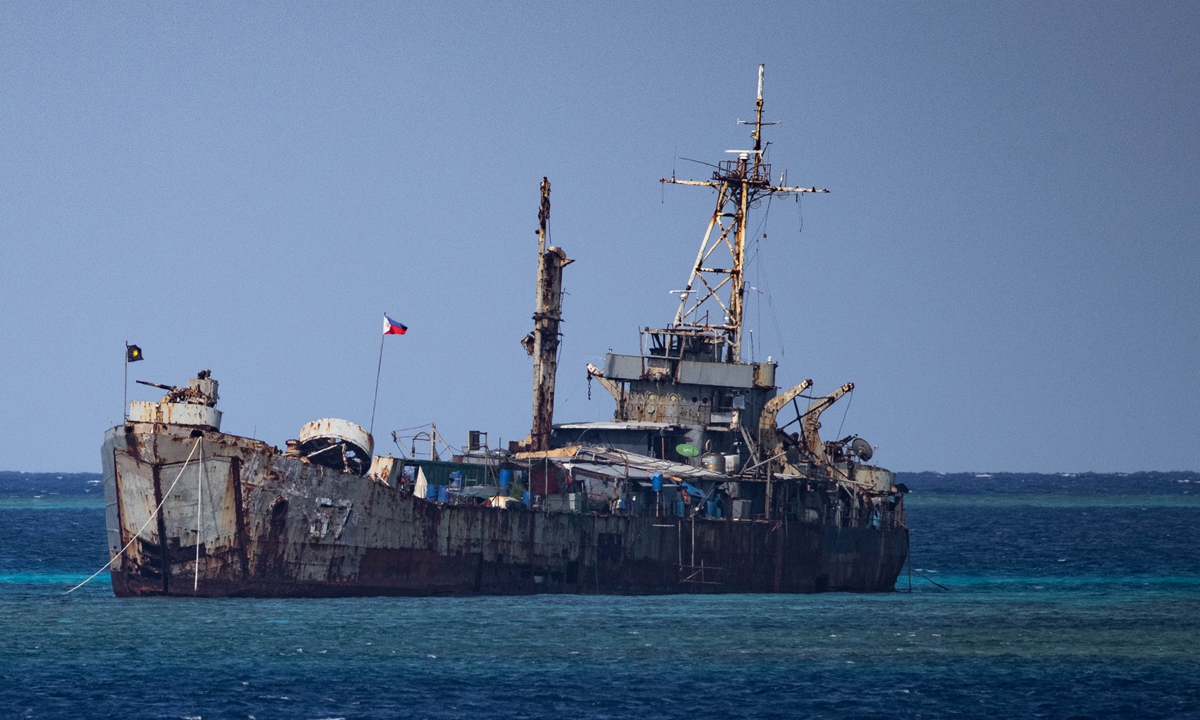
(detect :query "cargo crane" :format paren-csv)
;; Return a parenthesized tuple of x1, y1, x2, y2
(802, 382, 854, 466)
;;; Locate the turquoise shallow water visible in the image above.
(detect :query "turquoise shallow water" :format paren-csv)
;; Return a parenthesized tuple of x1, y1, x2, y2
(1, 470, 1199, 718)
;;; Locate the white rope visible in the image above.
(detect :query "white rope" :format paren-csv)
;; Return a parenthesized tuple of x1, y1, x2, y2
(62, 436, 203, 596)
(194, 440, 204, 592)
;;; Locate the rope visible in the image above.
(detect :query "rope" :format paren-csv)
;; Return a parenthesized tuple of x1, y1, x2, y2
(914, 569, 949, 591)
(62, 436, 203, 596)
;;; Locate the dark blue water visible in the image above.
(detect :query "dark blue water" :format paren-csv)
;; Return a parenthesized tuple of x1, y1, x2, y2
(2, 470, 1199, 719)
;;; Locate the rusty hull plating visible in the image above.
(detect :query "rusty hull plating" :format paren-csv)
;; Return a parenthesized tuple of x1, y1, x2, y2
(102, 420, 906, 597)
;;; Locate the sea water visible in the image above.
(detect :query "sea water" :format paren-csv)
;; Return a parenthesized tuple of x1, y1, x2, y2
(1, 470, 1198, 719)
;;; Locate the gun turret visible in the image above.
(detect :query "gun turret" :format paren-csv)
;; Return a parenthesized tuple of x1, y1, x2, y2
(135, 371, 219, 407)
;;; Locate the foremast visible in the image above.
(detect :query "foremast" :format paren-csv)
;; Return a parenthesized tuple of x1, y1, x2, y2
(661, 64, 828, 363)
(523, 178, 573, 452)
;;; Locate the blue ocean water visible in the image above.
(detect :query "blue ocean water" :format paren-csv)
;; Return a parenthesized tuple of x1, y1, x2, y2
(2, 470, 1199, 719)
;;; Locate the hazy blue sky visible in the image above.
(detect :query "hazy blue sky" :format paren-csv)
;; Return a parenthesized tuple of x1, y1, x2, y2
(1, 2, 1197, 473)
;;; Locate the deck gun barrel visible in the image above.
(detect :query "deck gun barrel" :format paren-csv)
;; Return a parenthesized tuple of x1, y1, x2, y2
(135, 380, 179, 392)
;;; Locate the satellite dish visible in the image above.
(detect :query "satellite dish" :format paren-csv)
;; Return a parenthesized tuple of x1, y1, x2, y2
(676, 443, 700, 458)
(850, 437, 873, 462)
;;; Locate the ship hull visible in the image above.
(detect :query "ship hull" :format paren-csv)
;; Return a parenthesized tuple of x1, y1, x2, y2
(102, 424, 907, 598)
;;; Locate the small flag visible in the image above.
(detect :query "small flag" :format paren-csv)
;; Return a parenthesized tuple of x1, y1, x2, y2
(126, 344, 144, 362)
(383, 314, 407, 335)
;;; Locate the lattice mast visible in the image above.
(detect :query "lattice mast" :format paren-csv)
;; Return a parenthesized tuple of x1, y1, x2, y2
(661, 65, 828, 363)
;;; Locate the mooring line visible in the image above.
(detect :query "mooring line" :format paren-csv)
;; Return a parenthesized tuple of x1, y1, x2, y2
(915, 570, 950, 591)
(62, 436, 203, 596)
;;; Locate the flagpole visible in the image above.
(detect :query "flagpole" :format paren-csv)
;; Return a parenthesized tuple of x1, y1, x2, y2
(369, 323, 385, 436)
(123, 342, 128, 423)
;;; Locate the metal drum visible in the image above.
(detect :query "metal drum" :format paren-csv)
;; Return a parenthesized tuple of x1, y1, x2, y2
(701, 452, 726, 474)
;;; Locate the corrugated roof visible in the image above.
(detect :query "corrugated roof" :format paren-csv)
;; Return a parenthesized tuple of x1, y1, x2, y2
(553, 422, 681, 431)
(556, 446, 726, 481)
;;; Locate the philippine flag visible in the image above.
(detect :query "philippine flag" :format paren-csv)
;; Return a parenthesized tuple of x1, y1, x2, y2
(383, 314, 408, 335)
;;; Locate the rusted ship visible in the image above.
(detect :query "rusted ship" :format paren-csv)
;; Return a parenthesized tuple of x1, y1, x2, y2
(101, 67, 908, 597)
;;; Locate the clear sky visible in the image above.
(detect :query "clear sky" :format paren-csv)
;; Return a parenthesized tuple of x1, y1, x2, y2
(1, 2, 1197, 473)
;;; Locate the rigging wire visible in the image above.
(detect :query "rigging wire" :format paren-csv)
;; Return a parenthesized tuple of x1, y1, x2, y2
(762, 271, 786, 360)
(836, 388, 855, 439)
(758, 195, 777, 364)
(752, 192, 773, 239)
(751, 212, 764, 363)
(750, 194, 786, 360)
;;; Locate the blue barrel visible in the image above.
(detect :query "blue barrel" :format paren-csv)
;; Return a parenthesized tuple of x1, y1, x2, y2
(426, 484, 438, 499)
(437, 486, 447, 503)
(651, 472, 663, 491)
(522, 491, 533, 508)
(706, 500, 717, 517)
(499, 469, 512, 492)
